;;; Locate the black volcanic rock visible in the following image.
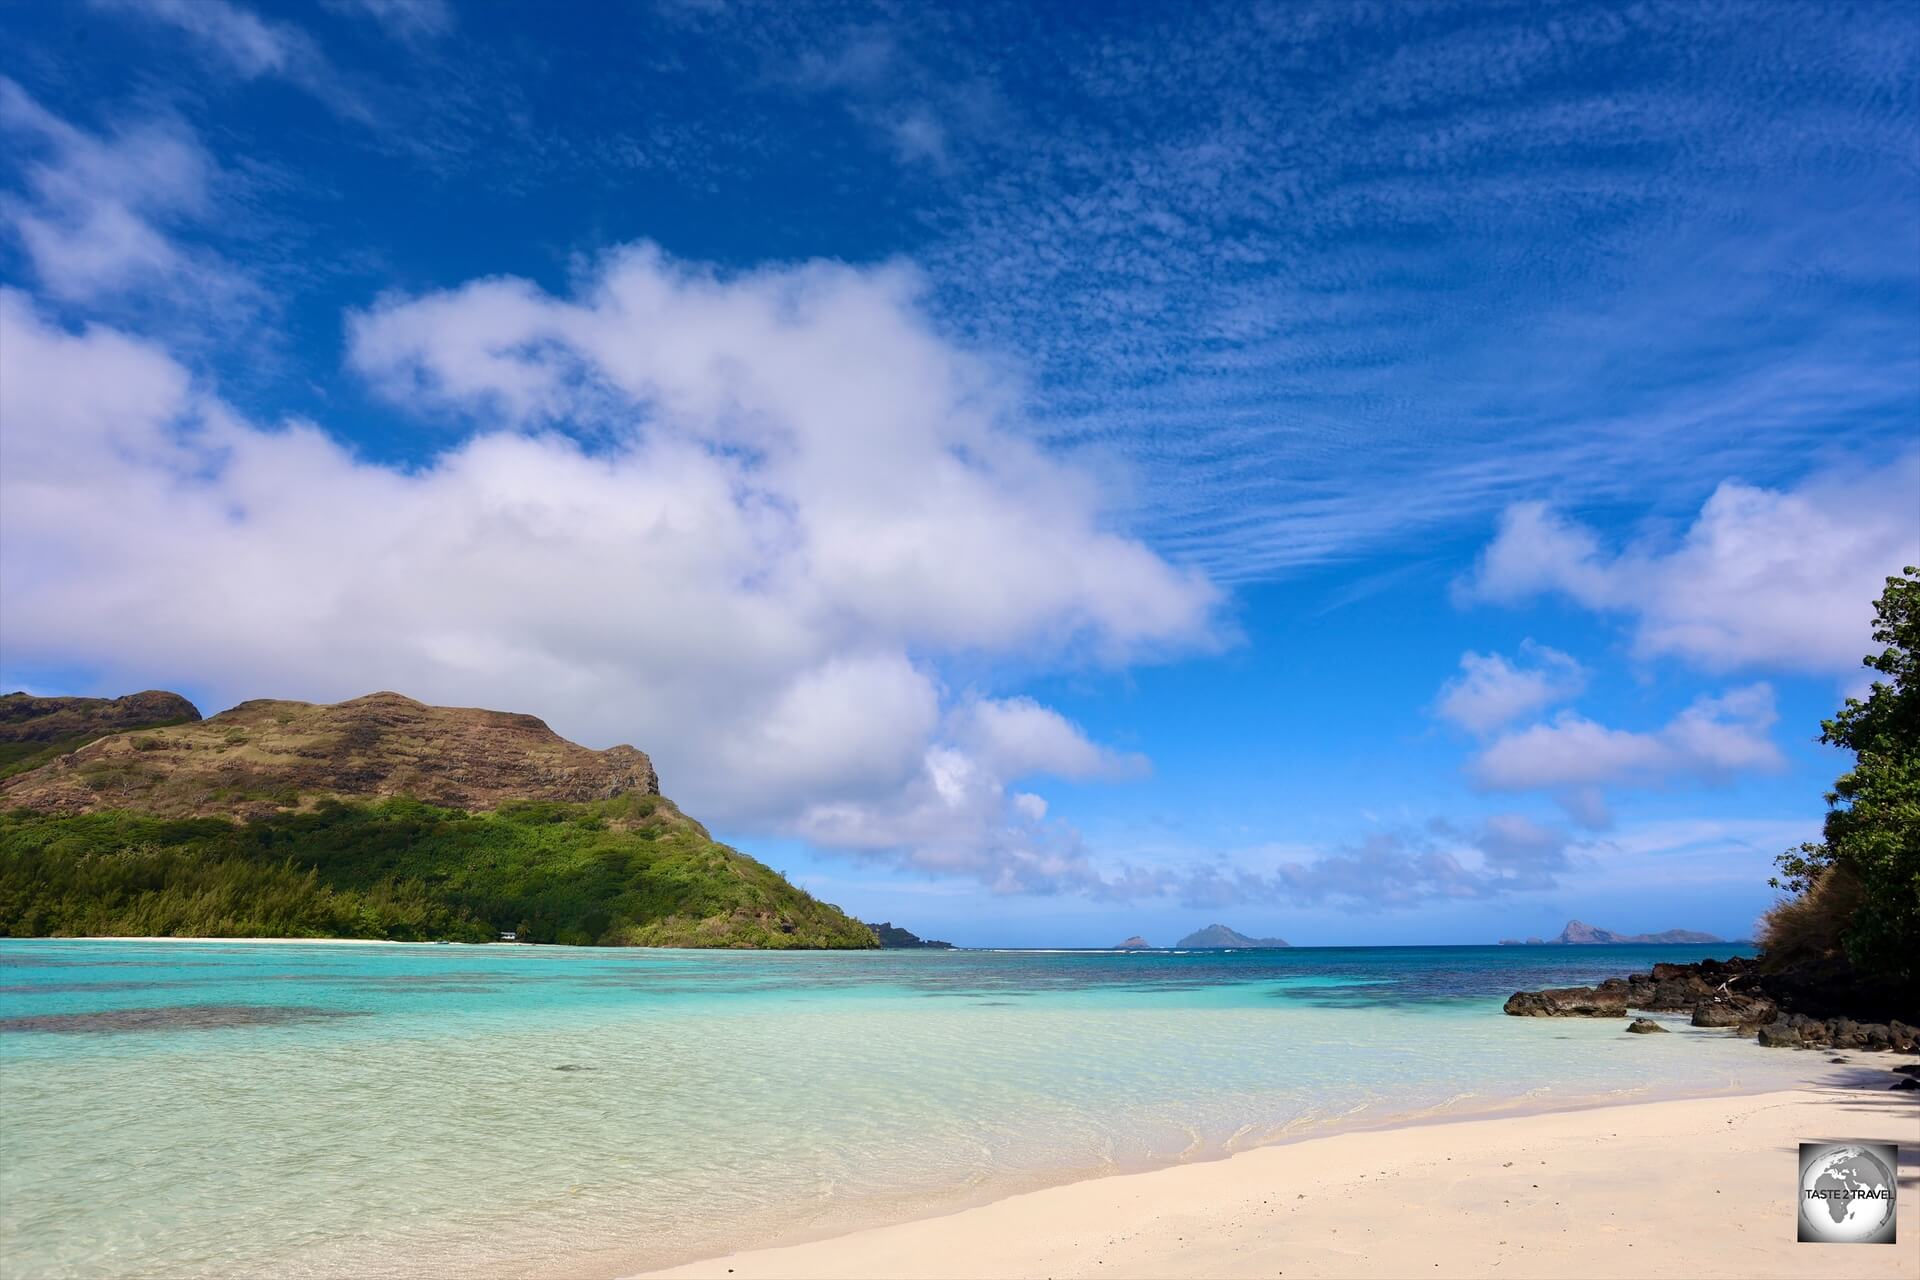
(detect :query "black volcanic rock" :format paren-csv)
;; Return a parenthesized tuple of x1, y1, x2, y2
(1690, 995, 1777, 1028)
(1502, 954, 1919, 1055)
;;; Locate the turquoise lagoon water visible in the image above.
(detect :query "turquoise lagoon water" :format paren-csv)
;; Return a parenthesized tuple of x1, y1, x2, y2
(0, 939, 1816, 1277)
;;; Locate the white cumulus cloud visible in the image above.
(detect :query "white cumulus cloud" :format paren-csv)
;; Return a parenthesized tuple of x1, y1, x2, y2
(0, 245, 1219, 895)
(1460, 457, 1920, 674)
(1470, 684, 1784, 793)
(1434, 640, 1585, 734)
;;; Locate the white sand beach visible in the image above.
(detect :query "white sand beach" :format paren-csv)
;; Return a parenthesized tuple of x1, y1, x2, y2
(67, 935, 485, 946)
(643, 1077, 1919, 1280)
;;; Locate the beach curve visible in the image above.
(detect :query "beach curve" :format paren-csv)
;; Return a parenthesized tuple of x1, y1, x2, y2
(638, 1081, 1920, 1280)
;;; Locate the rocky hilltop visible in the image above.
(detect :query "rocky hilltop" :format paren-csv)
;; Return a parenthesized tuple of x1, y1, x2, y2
(0, 691, 658, 819)
(1176, 923, 1290, 949)
(0, 690, 201, 780)
(0, 690, 874, 950)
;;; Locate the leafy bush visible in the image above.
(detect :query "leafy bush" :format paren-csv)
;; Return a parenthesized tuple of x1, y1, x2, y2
(1769, 566, 1919, 986)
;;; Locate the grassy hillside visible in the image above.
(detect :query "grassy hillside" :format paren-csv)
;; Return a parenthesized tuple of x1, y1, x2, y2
(0, 690, 202, 781)
(0, 792, 877, 948)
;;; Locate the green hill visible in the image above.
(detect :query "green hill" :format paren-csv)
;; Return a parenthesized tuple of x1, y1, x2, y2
(0, 691, 876, 949)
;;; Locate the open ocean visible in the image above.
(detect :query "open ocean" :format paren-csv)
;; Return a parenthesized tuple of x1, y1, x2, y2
(0, 939, 1816, 1277)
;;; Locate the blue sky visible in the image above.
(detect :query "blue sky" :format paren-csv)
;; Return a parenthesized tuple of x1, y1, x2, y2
(2, 0, 1916, 946)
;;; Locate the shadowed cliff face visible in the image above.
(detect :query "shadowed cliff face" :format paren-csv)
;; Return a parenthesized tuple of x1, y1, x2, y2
(0, 691, 658, 819)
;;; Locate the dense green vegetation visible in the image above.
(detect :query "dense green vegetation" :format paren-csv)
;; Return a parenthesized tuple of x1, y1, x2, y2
(0, 793, 877, 948)
(1768, 566, 1918, 987)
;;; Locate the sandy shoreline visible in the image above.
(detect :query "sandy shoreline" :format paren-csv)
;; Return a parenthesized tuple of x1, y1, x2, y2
(640, 1076, 1919, 1280)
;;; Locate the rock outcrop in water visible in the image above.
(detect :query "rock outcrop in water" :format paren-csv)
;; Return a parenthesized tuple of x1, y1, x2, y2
(1112, 936, 1154, 949)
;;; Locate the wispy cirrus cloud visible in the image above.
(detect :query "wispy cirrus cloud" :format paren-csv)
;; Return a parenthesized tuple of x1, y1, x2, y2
(883, 4, 1920, 580)
(325, 0, 454, 41)
(765, 19, 1003, 171)
(0, 79, 255, 315)
(90, 0, 373, 121)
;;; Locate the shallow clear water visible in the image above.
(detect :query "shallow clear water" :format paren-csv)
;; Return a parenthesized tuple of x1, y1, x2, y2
(0, 939, 1814, 1277)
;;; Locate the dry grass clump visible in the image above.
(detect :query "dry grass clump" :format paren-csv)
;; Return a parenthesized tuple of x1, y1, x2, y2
(1756, 863, 1863, 976)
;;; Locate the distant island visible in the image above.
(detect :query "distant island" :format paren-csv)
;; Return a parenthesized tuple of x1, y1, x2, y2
(1109, 926, 1293, 949)
(0, 690, 879, 949)
(868, 921, 954, 949)
(1498, 919, 1724, 946)
(1175, 924, 1291, 949)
